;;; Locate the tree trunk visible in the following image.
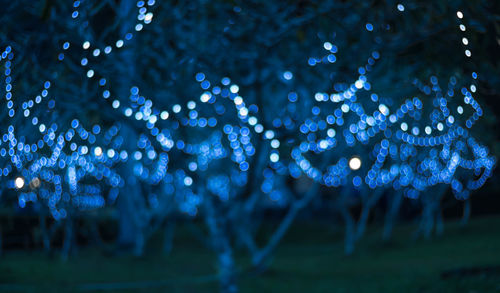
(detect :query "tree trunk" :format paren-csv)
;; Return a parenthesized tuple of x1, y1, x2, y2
(204, 195, 237, 293)
(338, 202, 355, 256)
(114, 0, 148, 257)
(116, 174, 145, 256)
(435, 208, 444, 236)
(61, 218, 73, 261)
(39, 213, 51, 253)
(415, 185, 447, 240)
(382, 191, 402, 241)
(355, 188, 384, 241)
(420, 200, 435, 239)
(216, 241, 237, 293)
(162, 220, 175, 255)
(251, 182, 320, 270)
(356, 205, 370, 241)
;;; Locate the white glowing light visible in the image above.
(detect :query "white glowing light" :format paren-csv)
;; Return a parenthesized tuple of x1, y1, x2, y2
(341, 104, 350, 113)
(349, 157, 362, 171)
(270, 153, 279, 163)
(437, 123, 444, 131)
(230, 85, 239, 93)
(15, 177, 25, 189)
(239, 107, 248, 116)
(355, 79, 364, 89)
(200, 92, 211, 103)
(144, 12, 153, 22)
(234, 96, 243, 105)
(184, 176, 193, 186)
(248, 117, 257, 126)
(264, 130, 275, 139)
(378, 104, 389, 115)
(425, 126, 432, 135)
(401, 122, 408, 131)
(94, 147, 103, 156)
(125, 108, 133, 117)
(160, 111, 169, 120)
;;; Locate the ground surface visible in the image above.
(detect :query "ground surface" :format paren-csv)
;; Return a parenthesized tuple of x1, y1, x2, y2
(0, 216, 499, 292)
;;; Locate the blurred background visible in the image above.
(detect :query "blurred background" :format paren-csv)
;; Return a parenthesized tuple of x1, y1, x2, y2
(0, 0, 499, 292)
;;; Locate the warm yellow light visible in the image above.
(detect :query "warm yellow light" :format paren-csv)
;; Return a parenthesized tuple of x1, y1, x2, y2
(349, 157, 362, 171)
(15, 177, 25, 189)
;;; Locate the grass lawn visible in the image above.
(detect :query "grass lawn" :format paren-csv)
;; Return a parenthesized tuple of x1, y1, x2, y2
(0, 215, 499, 292)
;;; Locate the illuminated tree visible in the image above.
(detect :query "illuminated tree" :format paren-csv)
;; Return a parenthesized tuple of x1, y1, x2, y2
(0, 44, 124, 257)
(0, 1, 497, 292)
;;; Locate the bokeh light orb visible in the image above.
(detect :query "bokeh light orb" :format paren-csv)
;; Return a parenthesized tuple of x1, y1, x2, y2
(30, 178, 41, 189)
(15, 177, 25, 189)
(349, 156, 362, 171)
(94, 146, 103, 156)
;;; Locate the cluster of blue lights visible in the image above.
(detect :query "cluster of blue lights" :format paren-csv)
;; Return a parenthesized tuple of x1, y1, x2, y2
(279, 11, 495, 200)
(2, 2, 495, 223)
(1, 46, 124, 220)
